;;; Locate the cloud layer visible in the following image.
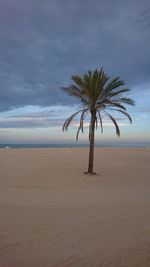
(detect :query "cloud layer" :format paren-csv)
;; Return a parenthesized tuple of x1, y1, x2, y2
(0, 0, 150, 112)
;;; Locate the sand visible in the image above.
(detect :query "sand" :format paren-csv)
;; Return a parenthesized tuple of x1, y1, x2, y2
(0, 147, 150, 267)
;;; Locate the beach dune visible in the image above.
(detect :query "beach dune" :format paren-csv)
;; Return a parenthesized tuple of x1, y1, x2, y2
(0, 148, 150, 267)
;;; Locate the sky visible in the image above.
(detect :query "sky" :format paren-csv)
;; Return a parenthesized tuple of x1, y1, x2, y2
(0, 0, 150, 144)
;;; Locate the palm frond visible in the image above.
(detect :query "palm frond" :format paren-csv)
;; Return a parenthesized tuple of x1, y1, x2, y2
(104, 77, 125, 94)
(95, 114, 98, 129)
(71, 75, 85, 89)
(99, 99, 126, 110)
(97, 109, 103, 133)
(103, 111, 120, 136)
(107, 88, 130, 98)
(61, 68, 134, 141)
(76, 109, 87, 140)
(62, 109, 87, 132)
(61, 86, 89, 105)
(117, 98, 135, 105)
(108, 108, 133, 123)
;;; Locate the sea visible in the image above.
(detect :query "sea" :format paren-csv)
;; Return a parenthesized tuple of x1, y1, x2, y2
(0, 143, 149, 149)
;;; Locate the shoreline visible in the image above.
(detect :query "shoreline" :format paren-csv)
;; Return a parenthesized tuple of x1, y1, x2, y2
(0, 144, 150, 149)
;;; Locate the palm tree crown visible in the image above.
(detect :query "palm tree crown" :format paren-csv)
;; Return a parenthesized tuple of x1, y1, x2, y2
(61, 68, 135, 174)
(62, 68, 134, 138)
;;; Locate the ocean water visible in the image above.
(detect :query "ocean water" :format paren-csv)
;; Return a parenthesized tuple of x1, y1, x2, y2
(0, 143, 149, 149)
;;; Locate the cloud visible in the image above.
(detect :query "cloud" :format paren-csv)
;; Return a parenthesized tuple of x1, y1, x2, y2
(0, 0, 150, 112)
(0, 104, 131, 129)
(0, 105, 78, 128)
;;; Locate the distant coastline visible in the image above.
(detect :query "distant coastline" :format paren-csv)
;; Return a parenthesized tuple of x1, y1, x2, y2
(0, 143, 149, 149)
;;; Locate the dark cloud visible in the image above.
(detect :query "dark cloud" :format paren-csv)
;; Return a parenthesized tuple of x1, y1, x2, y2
(0, 0, 150, 112)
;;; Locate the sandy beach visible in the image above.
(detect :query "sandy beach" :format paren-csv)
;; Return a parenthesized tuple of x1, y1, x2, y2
(0, 147, 150, 267)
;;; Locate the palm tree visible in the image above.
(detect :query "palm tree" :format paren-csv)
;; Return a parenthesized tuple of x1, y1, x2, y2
(61, 68, 135, 175)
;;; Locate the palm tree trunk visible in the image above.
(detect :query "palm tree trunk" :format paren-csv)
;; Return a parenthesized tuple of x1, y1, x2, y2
(87, 114, 96, 174)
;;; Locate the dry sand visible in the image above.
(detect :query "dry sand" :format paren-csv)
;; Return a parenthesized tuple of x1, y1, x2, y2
(0, 147, 150, 267)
